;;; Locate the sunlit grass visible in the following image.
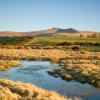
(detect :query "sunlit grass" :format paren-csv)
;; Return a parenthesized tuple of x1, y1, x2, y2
(32, 36, 100, 45)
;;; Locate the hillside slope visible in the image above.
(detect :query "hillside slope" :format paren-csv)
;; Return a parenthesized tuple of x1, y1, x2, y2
(0, 28, 99, 37)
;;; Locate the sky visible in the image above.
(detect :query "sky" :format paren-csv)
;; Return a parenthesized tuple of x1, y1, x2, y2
(0, 0, 100, 32)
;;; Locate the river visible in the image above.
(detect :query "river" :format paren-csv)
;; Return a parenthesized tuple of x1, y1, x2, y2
(0, 61, 100, 100)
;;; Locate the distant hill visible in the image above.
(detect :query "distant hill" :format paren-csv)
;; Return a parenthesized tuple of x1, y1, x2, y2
(55, 28, 78, 33)
(0, 28, 99, 37)
(39, 28, 78, 33)
(0, 31, 36, 37)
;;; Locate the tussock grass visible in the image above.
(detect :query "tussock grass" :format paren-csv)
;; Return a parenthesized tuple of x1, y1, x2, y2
(0, 60, 20, 71)
(57, 51, 100, 87)
(50, 56, 59, 63)
(0, 79, 81, 100)
(0, 49, 67, 60)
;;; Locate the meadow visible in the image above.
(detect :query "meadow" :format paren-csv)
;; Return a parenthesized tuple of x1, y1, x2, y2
(0, 36, 100, 51)
(32, 36, 100, 45)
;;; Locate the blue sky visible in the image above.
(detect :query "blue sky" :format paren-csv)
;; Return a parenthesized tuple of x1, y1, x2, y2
(0, 0, 100, 32)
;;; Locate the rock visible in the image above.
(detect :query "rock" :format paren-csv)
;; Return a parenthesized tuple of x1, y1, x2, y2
(47, 70, 56, 76)
(61, 74, 73, 81)
(53, 74, 59, 77)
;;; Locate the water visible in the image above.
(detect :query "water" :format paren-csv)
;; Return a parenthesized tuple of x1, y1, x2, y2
(0, 60, 100, 100)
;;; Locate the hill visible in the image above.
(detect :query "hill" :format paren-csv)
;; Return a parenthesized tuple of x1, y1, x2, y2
(0, 28, 99, 37)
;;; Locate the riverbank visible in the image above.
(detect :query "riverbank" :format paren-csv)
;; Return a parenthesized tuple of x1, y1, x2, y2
(48, 51, 100, 88)
(0, 48, 100, 88)
(0, 79, 81, 100)
(0, 60, 20, 71)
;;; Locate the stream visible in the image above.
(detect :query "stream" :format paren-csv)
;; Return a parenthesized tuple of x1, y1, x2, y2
(0, 60, 100, 100)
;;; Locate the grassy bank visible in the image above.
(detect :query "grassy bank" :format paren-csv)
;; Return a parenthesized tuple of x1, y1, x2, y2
(48, 51, 100, 88)
(0, 60, 20, 71)
(0, 79, 81, 100)
(0, 48, 100, 88)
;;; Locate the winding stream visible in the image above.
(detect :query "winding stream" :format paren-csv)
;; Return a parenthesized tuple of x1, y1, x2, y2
(0, 61, 100, 100)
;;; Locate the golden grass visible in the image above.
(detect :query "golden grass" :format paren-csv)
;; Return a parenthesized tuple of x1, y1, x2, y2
(0, 48, 100, 87)
(0, 79, 81, 100)
(58, 51, 100, 87)
(0, 49, 67, 60)
(0, 60, 20, 71)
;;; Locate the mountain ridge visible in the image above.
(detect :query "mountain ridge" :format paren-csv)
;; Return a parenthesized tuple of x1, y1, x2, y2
(0, 28, 99, 37)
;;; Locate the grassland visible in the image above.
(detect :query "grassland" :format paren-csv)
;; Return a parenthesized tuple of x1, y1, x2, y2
(0, 36, 100, 51)
(0, 50, 82, 100)
(0, 36, 100, 45)
(0, 48, 100, 88)
(0, 49, 66, 60)
(0, 36, 100, 99)
(31, 36, 100, 51)
(48, 51, 100, 87)
(0, 36, 34, 45)
(32, 36, 100, 45)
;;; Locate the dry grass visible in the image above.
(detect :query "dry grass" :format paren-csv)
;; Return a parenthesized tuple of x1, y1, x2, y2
(0, 79, 81, 100)
(0, 49, 67, 60)
(0, 60, 20, 71)
(0, 48, 100, 87)
(50, 55, 59, 63)
(57, 51, 100, 87)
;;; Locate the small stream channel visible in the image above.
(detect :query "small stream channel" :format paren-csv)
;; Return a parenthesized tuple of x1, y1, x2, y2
(0, 60, 100, 100)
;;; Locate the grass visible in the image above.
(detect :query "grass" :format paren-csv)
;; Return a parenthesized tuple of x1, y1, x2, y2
(0, 36, 34, 45)
(28, 36, 100, 51)
(0, 36, 99, 99)
(50, 51, 100, 87)
(50, 55, 59, 63)
(31, 36, 100, 45)
(0, 36, 100, 51)
(88, 46, 100, 52)
(0, 60, 20, 71)
(0, 79, 81, 100)
(0, 36, 100, 46)
(0, 49, 67, 60)
(0, 47, 99, 99)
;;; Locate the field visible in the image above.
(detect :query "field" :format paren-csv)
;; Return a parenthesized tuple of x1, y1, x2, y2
(32, 36, 100, 45)
(0, 36, 100, 51)
(0, 36, 34, 45)
(0, 36, 100, 100)
(0, 36, 100, 45)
